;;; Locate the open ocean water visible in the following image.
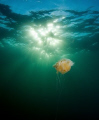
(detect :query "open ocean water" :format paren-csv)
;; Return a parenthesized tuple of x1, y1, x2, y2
(0, 0, 99, 119)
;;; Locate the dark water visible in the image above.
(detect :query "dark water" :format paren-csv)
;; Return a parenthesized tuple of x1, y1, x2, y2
(0, 1, 99, 119)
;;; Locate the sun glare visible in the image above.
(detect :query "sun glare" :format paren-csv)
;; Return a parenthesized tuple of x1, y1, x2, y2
(27, 21, 63, 60)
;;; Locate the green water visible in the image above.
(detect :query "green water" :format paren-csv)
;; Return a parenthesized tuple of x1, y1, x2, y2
(0, 2, 99, 120)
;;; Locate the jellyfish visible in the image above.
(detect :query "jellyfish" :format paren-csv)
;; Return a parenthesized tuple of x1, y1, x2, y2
(53, 58, 74, 74)
(53, 58, 74, 120)
(53, 58, 74, 92)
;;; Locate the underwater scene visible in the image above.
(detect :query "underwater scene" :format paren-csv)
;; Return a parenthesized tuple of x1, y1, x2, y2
(0, 0, 99, 119)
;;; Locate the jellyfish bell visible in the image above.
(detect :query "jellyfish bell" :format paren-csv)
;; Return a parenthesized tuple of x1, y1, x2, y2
(53, 58, 74, 74)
